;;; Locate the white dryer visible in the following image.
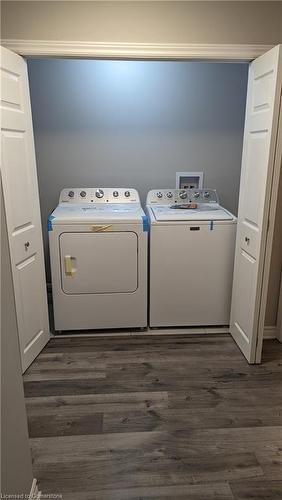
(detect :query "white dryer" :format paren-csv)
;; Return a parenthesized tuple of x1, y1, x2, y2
(146, 189, 237, 328)
(49, 188, 148, 331)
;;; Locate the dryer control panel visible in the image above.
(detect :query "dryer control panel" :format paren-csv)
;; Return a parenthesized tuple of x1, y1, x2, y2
(59, 188, 140, 204)
(146, 189, 219, 205)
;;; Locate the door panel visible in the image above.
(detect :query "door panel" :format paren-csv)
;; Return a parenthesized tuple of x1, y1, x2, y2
(232, 249, 257, 341)
(60, 232, 138, 294)
(2, 131, 34, 230)
(17, 256, 46, 351)
(1, 66, 22, 109)
(230, 45, 282, 363)
(243, 133, 268, 228)
(1, 46, 50, 372)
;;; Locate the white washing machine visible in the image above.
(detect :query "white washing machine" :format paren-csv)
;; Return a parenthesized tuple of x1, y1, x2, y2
(49, 188, 148, 331)
(146, 189, 237, 328)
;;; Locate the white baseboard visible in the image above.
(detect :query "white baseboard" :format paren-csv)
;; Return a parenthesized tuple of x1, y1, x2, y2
(29, 479, 41, 500)
(52, 326, 230, 338)
(51, 325, 278, 340)
(263, 325, 278, 339)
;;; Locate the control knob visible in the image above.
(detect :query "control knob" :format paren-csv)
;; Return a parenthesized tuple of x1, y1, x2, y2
(68, 190, 75, 198)
(204, 191, 210, 199)
(179, 190, 187, 199)
(124, 191, 131, 198)
(167, 192, 173, 199)
(113, 191, 119, 197)
(95, 189, 104, 199)
(156, 192, 163, 199)
(194, 192, 200, 199)
(80, 190, 86, 198)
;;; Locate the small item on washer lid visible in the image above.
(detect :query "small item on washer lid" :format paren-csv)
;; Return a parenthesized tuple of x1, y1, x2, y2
(170, 203, 198, 210)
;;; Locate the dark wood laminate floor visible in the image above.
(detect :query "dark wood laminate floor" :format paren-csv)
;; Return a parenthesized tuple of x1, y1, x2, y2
(23, 334, 282, 500)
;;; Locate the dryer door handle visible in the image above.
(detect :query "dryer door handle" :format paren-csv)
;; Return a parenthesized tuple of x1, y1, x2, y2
(64, 255, 76, 277)
(91, 224, 112, 232)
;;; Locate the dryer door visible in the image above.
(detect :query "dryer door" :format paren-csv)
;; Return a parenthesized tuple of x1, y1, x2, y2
(60, 232, 138, 294)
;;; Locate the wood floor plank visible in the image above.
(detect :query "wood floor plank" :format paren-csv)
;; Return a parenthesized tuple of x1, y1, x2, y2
(255, 449, 282, 480)
(23, 334, 282, 499)
(25, 375, 282, 398)
(25, 391, 168, 415)
(169, 427, 282, 455)
(47, 482, 235, 500)
(31, 452, 262, 493)
(103, 406, 282, 433)
(44, 334, 234, 349)
(23, 355, 106, 381)
(30, 431, 166, 463)
(27, 412, 103, 438)
(230, 480, 282, 499)
(168, 386, 282, 409)
(29, 427, 282, 463)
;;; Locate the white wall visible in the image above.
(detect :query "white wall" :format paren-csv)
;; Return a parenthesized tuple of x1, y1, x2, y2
(2, 1, 282, 45)
(27, 58, 248, 279)
(265, 169, 282, 326)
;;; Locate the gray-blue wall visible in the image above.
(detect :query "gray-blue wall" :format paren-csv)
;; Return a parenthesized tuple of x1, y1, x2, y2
(28, 59, 248, 279)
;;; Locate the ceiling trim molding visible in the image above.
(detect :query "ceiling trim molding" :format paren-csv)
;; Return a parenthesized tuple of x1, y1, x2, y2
(0, 40, 273, 60)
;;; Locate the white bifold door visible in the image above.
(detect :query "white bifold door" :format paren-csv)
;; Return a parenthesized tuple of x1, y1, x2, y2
(230, 45, 282, 363)
(1, 46, 50, 372)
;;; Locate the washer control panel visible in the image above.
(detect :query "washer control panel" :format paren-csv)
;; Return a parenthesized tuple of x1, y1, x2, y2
(59, 188, 140, 204)
(146, 189, 219, 205)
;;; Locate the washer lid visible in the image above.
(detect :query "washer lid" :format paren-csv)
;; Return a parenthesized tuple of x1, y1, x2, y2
(51, 203, 145, 224)
(151, 205, 234, 221)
